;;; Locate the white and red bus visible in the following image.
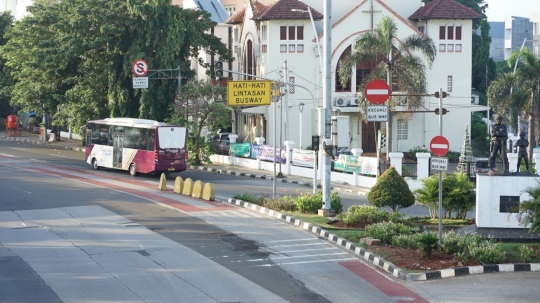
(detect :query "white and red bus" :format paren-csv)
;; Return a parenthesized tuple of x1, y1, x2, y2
(85, 118, 188, 176)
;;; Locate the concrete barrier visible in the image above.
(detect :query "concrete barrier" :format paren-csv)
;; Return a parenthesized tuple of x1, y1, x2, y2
(159, 173, 167, 191)
(192, 180, 204, 198)
(182, 178, 194, 196)
(202, 183, 215, 201)
(174, 176, 184, 193)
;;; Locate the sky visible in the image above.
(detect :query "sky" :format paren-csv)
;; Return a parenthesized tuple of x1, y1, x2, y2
(485, 0, 540, 21)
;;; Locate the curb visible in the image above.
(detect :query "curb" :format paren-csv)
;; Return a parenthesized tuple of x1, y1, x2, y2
(189, 165, 325, 189)
(0, 136, 86, 152)
(226, 198, 540, 281)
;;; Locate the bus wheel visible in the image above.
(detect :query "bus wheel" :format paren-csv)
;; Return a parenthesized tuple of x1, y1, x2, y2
(129, 163, 139, 176)
(92, 158, 99, 170)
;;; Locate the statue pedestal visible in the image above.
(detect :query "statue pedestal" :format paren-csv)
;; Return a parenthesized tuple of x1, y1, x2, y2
(476, 173, 539, 228)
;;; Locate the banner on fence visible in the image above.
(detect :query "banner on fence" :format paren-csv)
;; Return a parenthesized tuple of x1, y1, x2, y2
(333, 155, 378, 175)
(291, 148, 315, 167)
(251, 144, 259, 159)
(230, 142, 251, 157)
(258, 145, 286, 163)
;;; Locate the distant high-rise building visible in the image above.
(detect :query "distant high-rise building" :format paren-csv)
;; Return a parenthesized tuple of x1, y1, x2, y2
(486, 16, 533, 61)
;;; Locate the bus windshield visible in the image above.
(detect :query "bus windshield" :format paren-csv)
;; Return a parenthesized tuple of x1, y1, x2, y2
(158, 127, 187, 148)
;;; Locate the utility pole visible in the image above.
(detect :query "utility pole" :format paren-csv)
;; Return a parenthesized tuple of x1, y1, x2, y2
(321, 0, 333, 214)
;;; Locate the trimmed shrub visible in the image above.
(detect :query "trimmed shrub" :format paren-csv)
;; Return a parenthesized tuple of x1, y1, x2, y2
(417, 232, 439, 258)
(337, 205, 389, 226)
(518, 245, 534, 263)
(392, 233, 421, 249)
(368, 166, 415, 212)
(294, 193, 321, 214)
(365, 221, 411, 244)
(331, 192, 344, 214)
(262, 195, 297, 212)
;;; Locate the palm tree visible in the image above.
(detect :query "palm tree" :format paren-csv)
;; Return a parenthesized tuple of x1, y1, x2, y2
(488, 48, 540, 157)
(338, 15, 436, 153)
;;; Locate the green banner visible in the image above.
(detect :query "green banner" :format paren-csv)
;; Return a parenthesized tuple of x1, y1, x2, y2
(230, 143, 251, 157)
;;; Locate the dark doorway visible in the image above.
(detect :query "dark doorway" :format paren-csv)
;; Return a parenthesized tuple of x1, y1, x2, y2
(362, 121, 380, 153)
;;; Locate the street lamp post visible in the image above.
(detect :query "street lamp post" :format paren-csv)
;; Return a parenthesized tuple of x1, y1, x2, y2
(291, 7, 323, 106)
(298, 103, 305, 149)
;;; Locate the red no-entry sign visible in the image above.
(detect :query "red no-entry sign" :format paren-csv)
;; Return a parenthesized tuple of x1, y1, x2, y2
(364, 79, 390, 105)
(430, 136, 450, 157)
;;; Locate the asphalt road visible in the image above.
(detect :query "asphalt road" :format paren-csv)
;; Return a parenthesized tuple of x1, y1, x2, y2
(2, 139, 540, 303)
(0, 140, 423, 302)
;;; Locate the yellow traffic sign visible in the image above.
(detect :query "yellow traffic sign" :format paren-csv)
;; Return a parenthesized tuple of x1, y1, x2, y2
(227, 80, 271, 106)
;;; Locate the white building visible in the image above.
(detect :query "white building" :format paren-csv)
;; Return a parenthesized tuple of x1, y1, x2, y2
(225, 0, 486, 155)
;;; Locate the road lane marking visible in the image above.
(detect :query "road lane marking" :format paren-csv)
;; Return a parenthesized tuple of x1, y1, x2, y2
(13, 187, 32, 193)
(271, 252, 348, 260)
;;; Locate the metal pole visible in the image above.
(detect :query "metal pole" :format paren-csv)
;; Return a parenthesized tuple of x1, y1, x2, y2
(322, 0, 332, 211)
(273, 99, 277, 197)
(438, 87, 443, 245)
(313, 151, 317, 194)
(284, 60, 289, 142)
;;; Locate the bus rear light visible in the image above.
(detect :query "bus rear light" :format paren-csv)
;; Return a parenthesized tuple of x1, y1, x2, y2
(155, 150, 158, 159)
(185, 148, 188, 159)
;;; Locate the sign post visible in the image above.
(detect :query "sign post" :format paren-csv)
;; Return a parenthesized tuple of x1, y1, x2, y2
(435, 88, 445, 245)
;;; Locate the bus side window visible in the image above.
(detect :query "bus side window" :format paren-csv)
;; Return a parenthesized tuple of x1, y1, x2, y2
(91, 127, 100, 144)
(139, 129, 148, 150)
(147, 131, 155, 151)
(108, 127, 114, 146)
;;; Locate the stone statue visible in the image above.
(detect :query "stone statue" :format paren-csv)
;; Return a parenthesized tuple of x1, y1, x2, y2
(488, 115, 508, 174)
(515, 131, 529, 172)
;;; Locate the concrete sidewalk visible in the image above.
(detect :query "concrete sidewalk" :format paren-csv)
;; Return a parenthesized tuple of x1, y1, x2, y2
(0, 129, 86, 152)
(0, 129, 370, 195)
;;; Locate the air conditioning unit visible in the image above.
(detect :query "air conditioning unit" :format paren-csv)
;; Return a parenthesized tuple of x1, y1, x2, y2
(350, 98, 360, 105)
(335, 98, 349, 107)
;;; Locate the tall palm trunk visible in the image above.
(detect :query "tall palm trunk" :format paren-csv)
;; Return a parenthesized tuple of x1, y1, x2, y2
(528, 91, 535, 158)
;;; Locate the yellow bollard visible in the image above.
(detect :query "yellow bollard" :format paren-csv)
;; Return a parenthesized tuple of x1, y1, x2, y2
(182, 178, 194, 196)
(202, 183, 215, 201)
(159, 173, 167, 191)
(174, 176, 184, 193)
(192, 180, 204, 198)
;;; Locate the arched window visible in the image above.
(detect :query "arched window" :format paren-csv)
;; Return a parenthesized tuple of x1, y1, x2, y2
(243, 40, 257, 80)
(335, 46, 351, 92)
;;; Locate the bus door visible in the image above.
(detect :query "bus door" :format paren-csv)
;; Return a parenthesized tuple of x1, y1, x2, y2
(113, 132, 124, 168)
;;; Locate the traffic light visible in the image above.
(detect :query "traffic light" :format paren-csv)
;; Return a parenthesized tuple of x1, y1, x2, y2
(434, 108, 448, 115)
(312, 135, 319, 151)
(215, 61, 224, 78)
(378, 132, 386, 148)
(434, 91, 448, 98)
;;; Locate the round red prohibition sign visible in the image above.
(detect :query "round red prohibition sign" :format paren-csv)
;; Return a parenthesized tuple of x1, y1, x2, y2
(430, 135, 450, 157)
(132, 59, 149, 77)
(364, 79, 390, 105)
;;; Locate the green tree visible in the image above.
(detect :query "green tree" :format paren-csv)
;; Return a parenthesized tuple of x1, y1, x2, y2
(443, 172, 476, 219)
(488, 48, 540, 157)
(0, 0, 231, 134)
(166, 80, 232, 165)
(0, 12, 14, 117)
(368, 166, 415, 212)
(338, 15, 436, 152)
(414, 175, 439, 219)
(517, 180, 540, 233)
(471, 112, 489, 151)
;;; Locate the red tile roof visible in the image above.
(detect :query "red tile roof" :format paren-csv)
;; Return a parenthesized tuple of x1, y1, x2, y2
(409, 0, 483, 20)
(226, 1, 268, 24)
(252, 0, 323, 21)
